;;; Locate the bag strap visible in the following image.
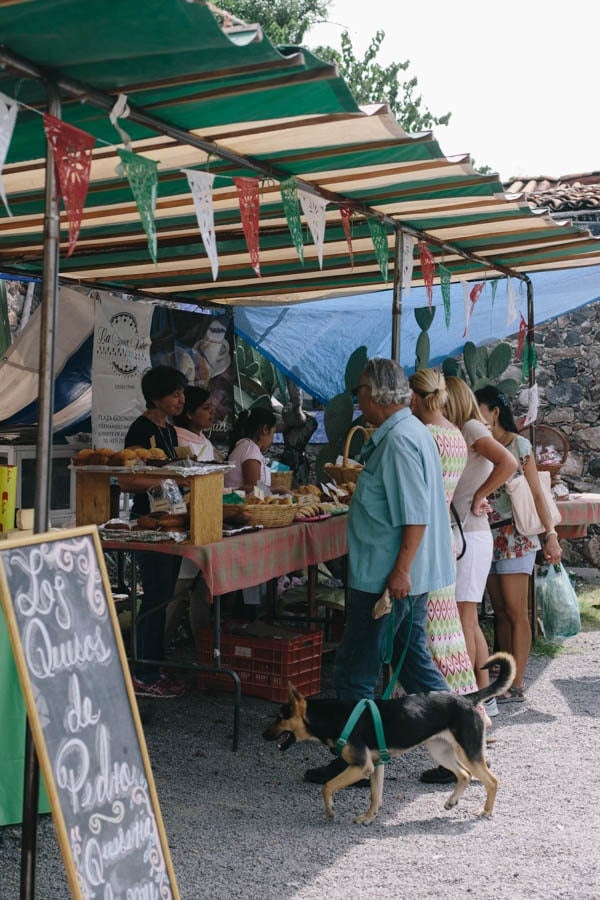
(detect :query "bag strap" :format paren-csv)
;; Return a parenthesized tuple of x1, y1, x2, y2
(450, 501, 467, 560)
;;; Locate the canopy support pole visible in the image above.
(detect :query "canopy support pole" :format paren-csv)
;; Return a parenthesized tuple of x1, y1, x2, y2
(524, 274, 539, 641)
(20, 79, 61, 900)
(391, 228, 403, 362)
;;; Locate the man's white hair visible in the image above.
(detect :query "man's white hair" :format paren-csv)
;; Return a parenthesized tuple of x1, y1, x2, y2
(362, 358, 411, 406)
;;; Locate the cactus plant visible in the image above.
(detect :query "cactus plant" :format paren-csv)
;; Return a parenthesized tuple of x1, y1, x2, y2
(414, 306, 435, 370)
(444, 340, 519, 397)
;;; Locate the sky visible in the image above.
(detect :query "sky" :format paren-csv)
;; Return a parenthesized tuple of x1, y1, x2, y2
(306, 0, 598, 182)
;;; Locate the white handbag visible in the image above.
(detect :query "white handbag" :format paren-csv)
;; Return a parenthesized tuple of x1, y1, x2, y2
(505, 469, 562, 536)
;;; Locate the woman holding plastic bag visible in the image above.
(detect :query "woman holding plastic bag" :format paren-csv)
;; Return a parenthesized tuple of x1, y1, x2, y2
(475, 386, 562, 702)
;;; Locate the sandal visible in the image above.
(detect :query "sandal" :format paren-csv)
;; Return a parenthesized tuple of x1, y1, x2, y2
(498, 687, 525, 703)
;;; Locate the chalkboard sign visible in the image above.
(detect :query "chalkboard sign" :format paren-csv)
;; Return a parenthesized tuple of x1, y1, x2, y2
(0, 526, 179, 900)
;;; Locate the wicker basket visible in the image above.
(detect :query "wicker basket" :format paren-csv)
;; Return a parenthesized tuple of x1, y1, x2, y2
(270, 470, 293, 492)
(240, 502, 297, 528)
(519, 424, 568, 481)
(323, 425, 371, 485)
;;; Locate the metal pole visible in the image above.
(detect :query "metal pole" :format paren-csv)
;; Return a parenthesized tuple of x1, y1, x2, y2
(391, 228, 403, 362)
(524, 275, 539, 641)
(20, 79, 61, 900)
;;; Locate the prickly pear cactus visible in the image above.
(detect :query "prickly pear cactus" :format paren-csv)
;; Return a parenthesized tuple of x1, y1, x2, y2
(459, 340, 519, 396)
(414, 306, 435, 371)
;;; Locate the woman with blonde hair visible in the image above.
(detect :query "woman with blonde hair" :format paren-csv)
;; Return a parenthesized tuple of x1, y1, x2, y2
(408, 368, 477, 696)
(475, 385, 562, 701)
(443, 376, 517, 707)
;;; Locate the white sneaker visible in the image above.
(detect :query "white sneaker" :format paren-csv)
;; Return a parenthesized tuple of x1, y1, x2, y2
(483, 696, 499, 717)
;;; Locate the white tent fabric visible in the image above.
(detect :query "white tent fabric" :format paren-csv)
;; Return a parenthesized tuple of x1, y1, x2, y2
(0, 285, 94, 429)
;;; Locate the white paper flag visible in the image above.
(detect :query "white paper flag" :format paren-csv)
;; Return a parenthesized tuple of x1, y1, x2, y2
(521, 383, 539, 428)
(183, 169, 218, 281)
(298, 188, 328, 269)
(506, 278, 518, 327)
(401, 233, 416, 300)
(0, 92, 18, 216)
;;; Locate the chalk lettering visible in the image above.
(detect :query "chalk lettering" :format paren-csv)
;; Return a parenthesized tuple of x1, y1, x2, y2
(65, 673, 101, 733)
(24, 619, 111, 679)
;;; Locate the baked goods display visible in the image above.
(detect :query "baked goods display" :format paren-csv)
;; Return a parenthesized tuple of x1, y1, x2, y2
(72, 446, 168, 467)
(136, 512, 190, 531)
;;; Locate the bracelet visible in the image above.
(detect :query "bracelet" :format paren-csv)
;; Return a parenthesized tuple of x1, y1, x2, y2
(545, 530, 558, 539)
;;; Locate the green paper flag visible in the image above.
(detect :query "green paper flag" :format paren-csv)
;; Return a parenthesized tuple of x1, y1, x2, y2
(521, 340, 538, 381)
(490, 278, 499, 305)
(367, 217, 389, 281)
(280, 178, 304, 263)
(117, 149, 158, 264)
(439, 264, 452, 328)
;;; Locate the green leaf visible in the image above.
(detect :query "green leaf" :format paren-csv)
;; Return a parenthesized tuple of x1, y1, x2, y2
(497, 377, 520, 397)
(415, 331, 430, 370)
(344, 346, 369, 394)
(414, 306, 436, 332)
(488, 342, 512, 378)
(324, 392, 354, 445)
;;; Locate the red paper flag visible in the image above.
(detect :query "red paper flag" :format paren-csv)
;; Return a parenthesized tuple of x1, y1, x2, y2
(339, 205, 354, 268)
(516, 313, 528, 361)
(418, 241, 435, 307)
(234, 176, 261, 277)
(43, 114, 95, 256)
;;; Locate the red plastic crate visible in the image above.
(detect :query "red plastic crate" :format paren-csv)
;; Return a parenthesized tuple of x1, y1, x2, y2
(197, 625, 322, 702)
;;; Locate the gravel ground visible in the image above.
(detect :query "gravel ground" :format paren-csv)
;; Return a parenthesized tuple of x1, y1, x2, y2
(2, 620, 600, 899)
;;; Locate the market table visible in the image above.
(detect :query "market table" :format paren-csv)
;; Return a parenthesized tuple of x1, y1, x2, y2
(555, 493, 600, 539)
(101, 514, 348, 749)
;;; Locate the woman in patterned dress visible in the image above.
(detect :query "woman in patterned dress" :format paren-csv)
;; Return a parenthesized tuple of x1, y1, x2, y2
(408, 369, 477, 695)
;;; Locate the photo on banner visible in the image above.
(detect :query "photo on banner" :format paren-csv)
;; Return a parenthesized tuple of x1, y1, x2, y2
(92, 294, 235, 449)
(148, 305, 235, 437)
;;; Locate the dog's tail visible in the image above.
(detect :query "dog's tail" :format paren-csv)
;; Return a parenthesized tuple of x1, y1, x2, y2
(467, 652, 516, 706)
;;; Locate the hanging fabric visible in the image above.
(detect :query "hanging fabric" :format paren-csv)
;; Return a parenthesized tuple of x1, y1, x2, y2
(298, 188, 328, 269)
(234, 176, 261, 276)
(367, 217, 389, 281)
(0, 92, 18, 216)
(183, 168, 218, 280)
(339, 205, 354, 268)
(418, 241, 435, 307)
(43, 114, 95, 257)
(280, 178, 304, 264)
(439, 263, 452, 327)
(522, 382, 539, 427)
(116, 149, 159, 264)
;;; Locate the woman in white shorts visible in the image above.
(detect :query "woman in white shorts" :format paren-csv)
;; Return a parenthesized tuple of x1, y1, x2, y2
(445, 377, 517, 711)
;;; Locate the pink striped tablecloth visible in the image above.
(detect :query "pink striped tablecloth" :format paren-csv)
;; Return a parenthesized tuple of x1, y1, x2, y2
(102, 514, 348, 598)
(556, 493, 600, 539)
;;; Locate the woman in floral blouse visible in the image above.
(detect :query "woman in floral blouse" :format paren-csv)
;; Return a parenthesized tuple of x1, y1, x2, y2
(475, 386, 562, 701)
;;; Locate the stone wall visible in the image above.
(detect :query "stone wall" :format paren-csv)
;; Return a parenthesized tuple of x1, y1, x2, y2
(489, 301, 600, 566)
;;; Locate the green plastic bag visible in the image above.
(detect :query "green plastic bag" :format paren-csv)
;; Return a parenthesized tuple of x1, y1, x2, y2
(536, 563, 581, 643)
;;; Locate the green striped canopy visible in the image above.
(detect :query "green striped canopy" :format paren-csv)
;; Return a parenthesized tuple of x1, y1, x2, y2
(0, 0, 599, 306)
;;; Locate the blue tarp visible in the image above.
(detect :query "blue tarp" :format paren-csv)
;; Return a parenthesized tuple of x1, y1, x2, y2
(235, 266, 600, 403)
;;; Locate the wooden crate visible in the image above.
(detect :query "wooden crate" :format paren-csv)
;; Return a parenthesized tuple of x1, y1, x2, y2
(75, 468, 224, 544)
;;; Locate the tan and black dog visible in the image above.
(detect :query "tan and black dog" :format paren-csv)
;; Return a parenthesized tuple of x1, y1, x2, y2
(263, 652, 515, 825)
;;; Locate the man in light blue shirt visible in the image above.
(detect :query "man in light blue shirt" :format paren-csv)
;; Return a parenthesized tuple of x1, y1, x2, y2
(306, 358, 454, 785)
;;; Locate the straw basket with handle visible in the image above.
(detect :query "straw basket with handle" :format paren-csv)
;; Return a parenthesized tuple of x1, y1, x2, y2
(240, 502, 297, 528)
(270, 469, 294, 492)
(323, 425, 372, 486)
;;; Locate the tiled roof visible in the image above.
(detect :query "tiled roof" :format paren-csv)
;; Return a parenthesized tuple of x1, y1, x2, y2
(505, 173, 600, 213)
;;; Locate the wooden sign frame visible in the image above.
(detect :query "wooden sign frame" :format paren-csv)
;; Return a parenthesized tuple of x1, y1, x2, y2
(0, 526, 180, 899)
